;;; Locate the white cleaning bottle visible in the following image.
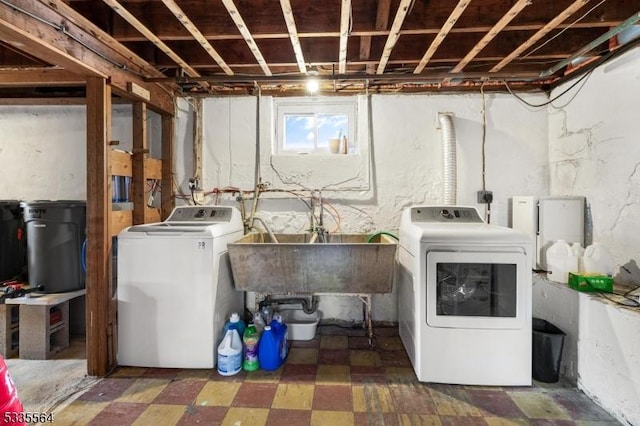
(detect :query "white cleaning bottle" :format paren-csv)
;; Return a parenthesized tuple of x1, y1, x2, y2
(570, 242, 585, 273)
(546, 240, 575, 283)
(583, 243, 614, 276)
(217, 329, 242, 376)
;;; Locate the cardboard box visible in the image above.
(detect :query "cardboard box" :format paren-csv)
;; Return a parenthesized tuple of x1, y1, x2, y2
(568, 273, 613, 293)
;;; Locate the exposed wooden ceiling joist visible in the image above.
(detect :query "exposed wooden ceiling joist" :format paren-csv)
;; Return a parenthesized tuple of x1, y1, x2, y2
(47, 0, 165, 79)
(279, 0, 306, 74)
(360, 0, 391, 74)
(101, 0, 207, 88)
(110, 20, 624, 43)
(338, 0, 351, 74)
(450, 0, 532, 73)
(160, 0, 233, 75)
(490, 0, 590, 72)
(221, 0, 272, 76)
(0, 0, 173, 114)
(376, 0, 413, 74)
(0, 68, 84, 86)
(414, 0, 471, 74)
(2, 0, 638, 95)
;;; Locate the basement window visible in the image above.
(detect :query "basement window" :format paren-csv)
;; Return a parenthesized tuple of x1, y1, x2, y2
(275, 98, 357, 155)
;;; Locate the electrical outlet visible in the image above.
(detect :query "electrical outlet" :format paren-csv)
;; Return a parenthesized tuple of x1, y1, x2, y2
(477, 190, 493, 204)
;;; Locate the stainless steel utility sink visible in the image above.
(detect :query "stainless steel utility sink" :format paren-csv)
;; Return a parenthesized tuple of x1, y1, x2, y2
(227, 233, 397, 294)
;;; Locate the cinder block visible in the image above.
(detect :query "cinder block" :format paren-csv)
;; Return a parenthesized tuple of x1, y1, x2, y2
(0, 304, 19, 358)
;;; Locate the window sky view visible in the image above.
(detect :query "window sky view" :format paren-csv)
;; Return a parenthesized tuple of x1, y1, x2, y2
(284, 113, 348, 151)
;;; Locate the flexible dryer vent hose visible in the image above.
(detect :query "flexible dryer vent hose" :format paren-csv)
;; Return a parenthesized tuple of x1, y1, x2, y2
(438, 113, 457, 206)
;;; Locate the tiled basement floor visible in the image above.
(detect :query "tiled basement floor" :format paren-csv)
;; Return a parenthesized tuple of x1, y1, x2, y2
(55, 325, 620, 425)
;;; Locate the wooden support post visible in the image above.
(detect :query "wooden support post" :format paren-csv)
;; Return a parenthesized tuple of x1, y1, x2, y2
(193, 98, 202, 187)
(86, 77, 113, 377)
(161, 114, 175, 220)
(132, 101, 148, 225)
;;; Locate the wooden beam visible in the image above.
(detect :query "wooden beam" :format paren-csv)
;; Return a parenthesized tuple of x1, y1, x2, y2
(376, 0, 413, 74)
(145, 158, 162, 181)
(45, 0, 165, 79)
(86, 76, 113, 377)
(161, 114, 175, 220)
(192, 97, 202, 186)
(221, 0, 272, 76)
(0, 68, 85, 86)
(132, 101, 147, 225)
(451, 0, 532, 73)
(151, 54, 568, 71)
(111, 210, 132, 237)
(362, 0, 391, 73)
(414, 0, 471, 74)
(279, 0, 306, 73)
(110, 20, 626, 42)
(0, 1, 174, 115)
(160, 0, 234, 75)
(110, 149, 132, 177)
(0, 97, 86, 105)
(490, 0, 590, 72)
(338, 0, 351, 74)
(101, 0, 208, 88)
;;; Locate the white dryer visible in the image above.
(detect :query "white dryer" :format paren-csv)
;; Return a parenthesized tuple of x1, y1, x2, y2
(398, 206, 532, 386)
(117, 205, 244, 368)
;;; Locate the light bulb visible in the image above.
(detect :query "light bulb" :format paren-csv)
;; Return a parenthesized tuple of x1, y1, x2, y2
(306, 78, 319, 94)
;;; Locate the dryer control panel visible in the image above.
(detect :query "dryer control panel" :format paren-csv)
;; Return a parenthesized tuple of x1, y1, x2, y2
(167, 206, 233, 222)
(411, 206, 483, 223)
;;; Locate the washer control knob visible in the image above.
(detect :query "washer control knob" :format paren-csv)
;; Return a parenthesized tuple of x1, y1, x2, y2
(440, 209, 452, 218)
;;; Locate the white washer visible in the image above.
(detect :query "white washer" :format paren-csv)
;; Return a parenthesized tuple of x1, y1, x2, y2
(398, 206, 532, 386)
(117, 205, 244, 368)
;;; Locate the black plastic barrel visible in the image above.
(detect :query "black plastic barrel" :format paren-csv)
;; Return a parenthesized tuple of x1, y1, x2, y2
(21, 201, 86, 294)
(532, 318, 566, 383)
(0, 201, 26, 282)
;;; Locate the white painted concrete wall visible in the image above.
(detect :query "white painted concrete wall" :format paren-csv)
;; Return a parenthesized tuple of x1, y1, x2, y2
(546, 46, 640, 426)
(184, 92, 549, 321)
(0, 104, 161, 201)
(534, 275, 640, 426)
(532, 273, 580, 381)
(548, 47, 640, 286)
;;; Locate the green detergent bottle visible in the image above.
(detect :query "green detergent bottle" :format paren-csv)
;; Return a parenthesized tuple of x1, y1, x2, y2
(243, 324, 260, 371)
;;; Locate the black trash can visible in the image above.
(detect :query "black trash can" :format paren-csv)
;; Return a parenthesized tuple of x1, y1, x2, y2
(0, 201, 26, 282)
(21, 201, 86, 293)
(532, 318, 566, 383)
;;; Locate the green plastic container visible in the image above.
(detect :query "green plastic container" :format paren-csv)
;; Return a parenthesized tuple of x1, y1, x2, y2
(568, 273, 613, 293)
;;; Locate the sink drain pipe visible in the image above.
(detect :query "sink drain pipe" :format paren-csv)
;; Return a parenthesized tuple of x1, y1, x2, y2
(259, 295, 319, 315)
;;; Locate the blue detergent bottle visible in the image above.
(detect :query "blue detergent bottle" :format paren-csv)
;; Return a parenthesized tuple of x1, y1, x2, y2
(258, 325, 283, 371)
(270, 318, 288, 362)
(223, 312, 246, 338)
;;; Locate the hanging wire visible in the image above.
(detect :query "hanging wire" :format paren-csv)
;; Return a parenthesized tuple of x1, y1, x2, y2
(504, 41, 628, 109)
(522, 0, 607, 59)
(504, 67, 594, 109)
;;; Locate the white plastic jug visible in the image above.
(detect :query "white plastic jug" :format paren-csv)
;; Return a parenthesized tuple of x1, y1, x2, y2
(546, 240, 577, 283)
(217, 329, 242, 376)
(570, 242, 585, 273)
(583, 243, 614, 276)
